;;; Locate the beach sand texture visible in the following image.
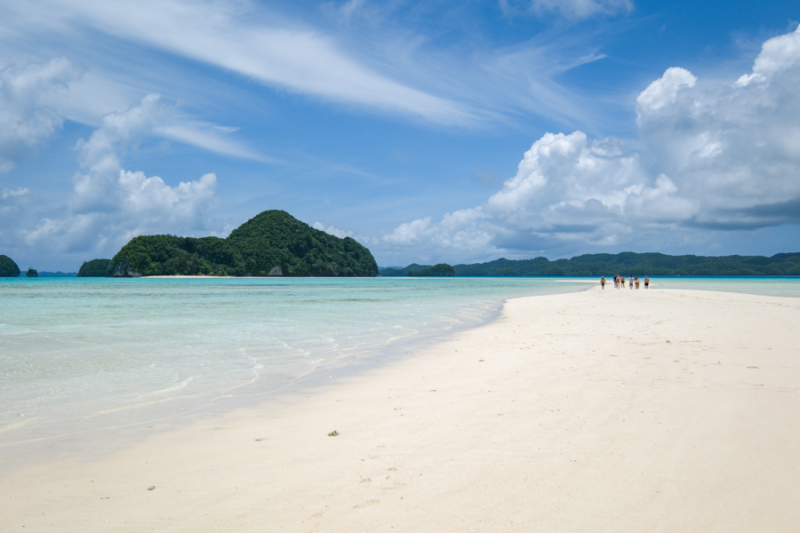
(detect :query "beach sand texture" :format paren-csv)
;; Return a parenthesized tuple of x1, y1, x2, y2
(2, 287, 799, 532)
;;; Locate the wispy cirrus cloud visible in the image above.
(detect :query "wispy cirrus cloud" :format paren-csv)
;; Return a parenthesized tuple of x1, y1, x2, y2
(0, 0, 472, 125)
(499, 0, 634, 19)
(154, 123, 277, 163)
(308, 1, 625, 132)
(8, 56, 271, 162)
(0, 0, 625, 132)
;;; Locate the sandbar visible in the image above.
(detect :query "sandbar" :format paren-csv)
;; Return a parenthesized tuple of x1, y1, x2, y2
(2, 287, 799, 531)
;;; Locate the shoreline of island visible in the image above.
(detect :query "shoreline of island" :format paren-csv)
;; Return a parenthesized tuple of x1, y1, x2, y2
(2, 286, 799, 532)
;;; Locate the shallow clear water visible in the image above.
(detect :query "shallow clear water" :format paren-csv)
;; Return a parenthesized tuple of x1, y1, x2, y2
(652, 277, 800, 297)
(2, 275, 798, 460)
(0, 276, 589, 451)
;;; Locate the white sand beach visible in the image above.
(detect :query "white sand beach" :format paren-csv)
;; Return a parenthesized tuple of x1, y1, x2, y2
(2, 287, 799, 532)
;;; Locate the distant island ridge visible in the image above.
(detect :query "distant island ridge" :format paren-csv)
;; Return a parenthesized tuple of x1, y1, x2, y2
(0, 257, 77, 277)
(0, 257, 76, 277)
(5, 238, 800, 279)
(380, 252, 800, 277)
(406, 263, 457, 276)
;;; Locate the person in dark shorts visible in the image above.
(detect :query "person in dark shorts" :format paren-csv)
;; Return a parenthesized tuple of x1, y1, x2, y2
(601, 276, 606, 289)
(644, 276, 649, 288)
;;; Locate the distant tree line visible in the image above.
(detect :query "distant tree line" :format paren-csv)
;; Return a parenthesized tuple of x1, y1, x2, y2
(9, 249, 800, 279)
(406, 263, 456, 276)
(380, 252, 800, 277)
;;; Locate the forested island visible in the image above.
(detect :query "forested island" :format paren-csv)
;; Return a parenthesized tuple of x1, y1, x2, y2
(380, 252, 800, 277)
(77, 259, 112, 277)
(0, 255, 20, 277)
(6, 239, 800, 279)
(101, 210, 378, 277)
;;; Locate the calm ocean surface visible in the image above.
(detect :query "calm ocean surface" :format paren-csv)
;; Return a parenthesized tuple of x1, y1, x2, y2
(1, 276, 798, 460)
(0, 277, 590, 454)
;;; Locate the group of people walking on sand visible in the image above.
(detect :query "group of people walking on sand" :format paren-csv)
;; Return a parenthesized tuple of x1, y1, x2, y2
(599, 275, 649, 290)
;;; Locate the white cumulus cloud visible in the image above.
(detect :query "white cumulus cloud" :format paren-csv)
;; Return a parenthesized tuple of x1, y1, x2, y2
(313, 221, 379, 247)
(380, 24, 800, 263)
(636, 67, 696, 116)
(313, 221, 354, 239)
(23, 95, 225, 258)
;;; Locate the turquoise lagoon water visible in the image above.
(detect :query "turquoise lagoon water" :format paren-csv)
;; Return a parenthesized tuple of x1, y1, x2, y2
(651, 276, 800, 297)
(0, 276, 591, 455)
(2, 275, 798, 461)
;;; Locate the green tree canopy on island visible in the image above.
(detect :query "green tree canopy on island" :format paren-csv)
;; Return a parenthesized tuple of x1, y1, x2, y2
(380, 252, 800, 277)
(0, 255, 20, 277)
(78, 259, 113, 277)
(409, 263, 456, 276)
(109, 210, 379, 277)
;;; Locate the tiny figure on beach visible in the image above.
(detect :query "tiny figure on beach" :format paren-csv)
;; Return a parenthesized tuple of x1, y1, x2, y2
(601, 276, 606, 289)
(644, 276, 649, 288)
(635, 276, 640, 289)
(629, 276, 633, 289)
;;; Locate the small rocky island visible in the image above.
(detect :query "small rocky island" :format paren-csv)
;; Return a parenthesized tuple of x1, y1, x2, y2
(105, 210, 378, 277)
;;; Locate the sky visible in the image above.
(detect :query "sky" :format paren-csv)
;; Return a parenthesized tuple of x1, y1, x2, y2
(1, 0, 799, 270)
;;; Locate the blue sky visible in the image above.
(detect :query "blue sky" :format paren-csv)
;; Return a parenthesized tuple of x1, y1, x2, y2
(1, 0, 799, 270)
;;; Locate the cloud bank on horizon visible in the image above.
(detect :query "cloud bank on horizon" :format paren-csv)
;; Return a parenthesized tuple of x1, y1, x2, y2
(1, 0, 800, 269)
(381, 25, 800, 263)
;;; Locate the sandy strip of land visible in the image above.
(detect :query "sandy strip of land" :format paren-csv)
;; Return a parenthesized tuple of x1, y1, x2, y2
(2, 287, 800, 532)
(143, 275, 236, 278)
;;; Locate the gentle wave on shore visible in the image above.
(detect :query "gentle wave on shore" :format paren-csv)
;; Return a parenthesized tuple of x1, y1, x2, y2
(2, 276, 798, 462)
(0, 277, 589, 453)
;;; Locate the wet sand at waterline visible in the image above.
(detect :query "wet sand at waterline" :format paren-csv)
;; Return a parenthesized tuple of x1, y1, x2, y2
(2, 287, 799, 532)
